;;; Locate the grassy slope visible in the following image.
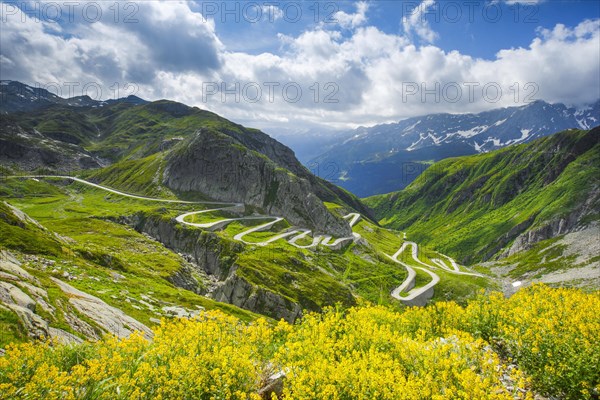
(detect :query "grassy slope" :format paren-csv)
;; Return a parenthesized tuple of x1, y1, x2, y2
(365, 129, 600, 265)
(7, 99, 372, 222)
(2, 101, 501, 337)
(1, 177, 492, 335)
(0, 179, 260, 347)
(12, 101, 230, 162)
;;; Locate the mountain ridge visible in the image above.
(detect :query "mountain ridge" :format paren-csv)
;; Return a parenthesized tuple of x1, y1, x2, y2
(305, 99, 600, 197)
(365, 128, 600, 281)
(0, 80, 373, 235)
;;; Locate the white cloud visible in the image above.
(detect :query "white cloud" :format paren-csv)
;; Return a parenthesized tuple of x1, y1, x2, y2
(0, 1, 222, 88)
(333, 1, 369, 30)
(1, 1, 598, 131)
(402, 0, 439, 43)
(262, 5, 284, 22)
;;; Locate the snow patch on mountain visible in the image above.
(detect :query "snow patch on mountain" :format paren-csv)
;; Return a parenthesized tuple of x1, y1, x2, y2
(452, 125, 489, 139)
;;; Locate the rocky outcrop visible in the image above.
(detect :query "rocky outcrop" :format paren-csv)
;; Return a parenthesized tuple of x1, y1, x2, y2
(212, 268, 302, 323)
(166, 265, 206, 295)
(503, 187, 600, 258)
(0, 251, 85, 343)
(0, 119, 103, 172)
(163, 129, 352, 237)
(0, 249, 152, 343)
(481, 217, 536, 262)
(50, 277, 153, 340)
(0, 281, 36, 311)
(132, 215, 303, 321)
(213, 123, 376, 222)
(131, 213, 241, 280)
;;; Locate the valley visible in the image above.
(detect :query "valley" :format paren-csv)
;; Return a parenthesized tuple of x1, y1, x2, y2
(0, 81, 597, 399)
(365, 127, 600, 292)
(1, 0, 600, 395)
(1, 173, 492, 347)
(1, 82, 596, 345)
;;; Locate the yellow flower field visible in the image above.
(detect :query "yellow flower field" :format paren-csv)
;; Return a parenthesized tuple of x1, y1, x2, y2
(0, 284, 598, 399)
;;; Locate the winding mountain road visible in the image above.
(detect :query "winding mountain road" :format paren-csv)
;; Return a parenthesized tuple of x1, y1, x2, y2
(385, 239, 483, 305)
(6, 176, 483, 306)
(6, 176, 359, 249)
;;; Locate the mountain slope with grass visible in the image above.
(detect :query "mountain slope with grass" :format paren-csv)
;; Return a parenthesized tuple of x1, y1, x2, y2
(2, 81, 418, 337)
(1, 81, 493, 336)
(0, 81, 372, 235)
(365, 128, 600, 287)
(0, 189, 258, 349)
(308, 100, 600, 197)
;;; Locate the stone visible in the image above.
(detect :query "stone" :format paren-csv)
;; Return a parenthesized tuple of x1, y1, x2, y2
(0, 251, 36, 282)
(162, 129, 352, 236)
(51, 277, 153, 340)
(0, 281, 36, 311)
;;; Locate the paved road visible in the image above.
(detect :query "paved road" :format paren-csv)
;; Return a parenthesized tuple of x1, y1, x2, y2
(387, 242, 439, 304)
(386, 239, 482, 305)
(7, 176, 360, 249)
(8, 176, 482, 306)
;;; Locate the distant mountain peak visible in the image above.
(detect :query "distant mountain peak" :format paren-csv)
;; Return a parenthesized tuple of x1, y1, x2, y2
(306, 99, 599, 197)
(0, 80, 148, 113)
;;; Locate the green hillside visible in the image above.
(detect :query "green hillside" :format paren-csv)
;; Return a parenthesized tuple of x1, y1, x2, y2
(365, 128, 600, 269)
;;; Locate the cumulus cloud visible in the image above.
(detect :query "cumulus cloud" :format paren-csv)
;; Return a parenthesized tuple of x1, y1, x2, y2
(0, 1, 222, 89)
(402, 0, 439, 43)
(262, 5, 284, 22)
(333, 1, 369, 30)
(0, 1, 598, 130)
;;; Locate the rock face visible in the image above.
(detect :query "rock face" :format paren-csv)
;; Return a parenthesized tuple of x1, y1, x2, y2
(211, 269, 303, 323)
(504, 188, 600, 257)
(1, 81, 374, 234)
(0, 282, 36, 311)
(132, 214, 304, 321)
(0, 246, 152, 343)
(0, 121, 103, 172)
(132, 213, 241, 280)
(0, 251, 85, 343)
(163, 129, 352, 236)
(50, 277, 153, 340)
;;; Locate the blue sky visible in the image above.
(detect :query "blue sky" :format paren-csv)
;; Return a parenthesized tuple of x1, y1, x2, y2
(210, 1, 600, 58)
(1, 0, 599, 130)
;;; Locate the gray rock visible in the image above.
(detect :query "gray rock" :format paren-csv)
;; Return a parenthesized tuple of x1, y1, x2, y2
(3, 202, 45, 230)
(0, 250, 36, 282)
(132, 215, 240, 280)
(211, 270, 302, 323)
(0, 281, 36, 311)
(502, 188, 600, 258)
(162, 129, 351, 237)
(0, 271, 19, 281)
(51, 277, 153, 340)
(110, 272, 125, 281)
(17, 282, 54, 315)
(161, 306, 201, 318)
(47, 327, 84, 345)
(167, 265, 205, 294)
(258, 369, 286, 399)
(3, 303, 48, 339)
(62, 309, 99, 340)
